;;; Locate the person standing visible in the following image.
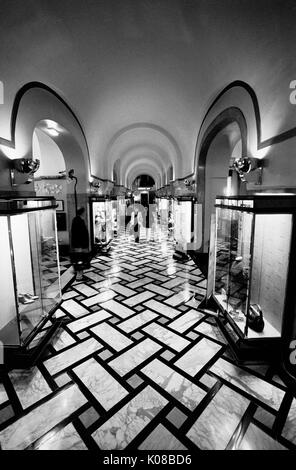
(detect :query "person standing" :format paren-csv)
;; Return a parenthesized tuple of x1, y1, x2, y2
(71, 207, 89, 280)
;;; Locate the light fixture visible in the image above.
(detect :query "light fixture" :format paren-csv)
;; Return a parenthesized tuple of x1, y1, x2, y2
(10, 158, 40, 186)
(47, 128, 59, 137)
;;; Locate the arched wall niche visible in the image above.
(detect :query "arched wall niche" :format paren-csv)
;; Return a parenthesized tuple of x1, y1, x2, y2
(195, 106, 247, 252)
(0, 82, 90, 194)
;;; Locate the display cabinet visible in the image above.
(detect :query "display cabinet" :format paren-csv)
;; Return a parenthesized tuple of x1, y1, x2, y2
(173, 197, 196, 259)
(0, 197, 62, 367)
(204, 194, 296, 365)
(89, 197, 113, 252)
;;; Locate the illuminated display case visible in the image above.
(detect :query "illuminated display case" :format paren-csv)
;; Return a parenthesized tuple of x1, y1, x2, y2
(0, 197, 62, 366)
(173, 197, 196, 254)
(204, 194, 296, 365)
(90, 197, 113, 252)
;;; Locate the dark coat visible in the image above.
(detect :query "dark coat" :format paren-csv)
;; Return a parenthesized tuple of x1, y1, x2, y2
(71, 215, 89, 249)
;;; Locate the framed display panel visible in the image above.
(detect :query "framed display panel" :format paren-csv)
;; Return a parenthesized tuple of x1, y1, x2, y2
(173, 198, 195, 253)
(205, 194, 296, 367)
(0, 197, 62, 364)
(90, 198, 113, 250)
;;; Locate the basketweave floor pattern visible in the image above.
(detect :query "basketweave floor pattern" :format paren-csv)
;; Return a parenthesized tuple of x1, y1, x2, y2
(0, 230, 295, 451)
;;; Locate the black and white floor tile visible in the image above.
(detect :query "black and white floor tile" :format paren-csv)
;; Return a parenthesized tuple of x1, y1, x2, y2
(0, 229, 295, 450)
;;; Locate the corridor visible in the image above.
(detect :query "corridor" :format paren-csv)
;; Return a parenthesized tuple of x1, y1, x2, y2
(0, 230, 295, 451)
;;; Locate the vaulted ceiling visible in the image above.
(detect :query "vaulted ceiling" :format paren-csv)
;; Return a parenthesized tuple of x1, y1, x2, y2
(0, 0, 295, 186)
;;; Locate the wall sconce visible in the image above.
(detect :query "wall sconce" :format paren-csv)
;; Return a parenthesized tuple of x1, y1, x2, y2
(10, 158, 40, 186)
(232, 157, 263, 184)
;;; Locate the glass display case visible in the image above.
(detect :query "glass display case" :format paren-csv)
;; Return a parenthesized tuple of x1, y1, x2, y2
(90, 197, 113, 252)
(0, 197, 62, 365)
(173, 197, 195, 254)
(205, 194, 296, 365)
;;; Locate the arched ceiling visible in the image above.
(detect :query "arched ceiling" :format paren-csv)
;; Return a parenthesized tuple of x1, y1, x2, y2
(0, 0, 295, 184)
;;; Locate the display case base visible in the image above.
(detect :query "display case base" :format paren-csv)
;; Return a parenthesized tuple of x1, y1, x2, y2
(0, 318, 66, 370)
(173, 250, 189, 262)
(216, 315, 281, 366)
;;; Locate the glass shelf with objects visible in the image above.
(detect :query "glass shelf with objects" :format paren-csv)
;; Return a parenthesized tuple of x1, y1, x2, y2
(89, 197, 113, 253)
(201, 194, 296, 368)
(0, 197, 62, 367)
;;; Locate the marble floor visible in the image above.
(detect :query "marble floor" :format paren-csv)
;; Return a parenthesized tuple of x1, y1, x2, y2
(0, 228, 295, 450)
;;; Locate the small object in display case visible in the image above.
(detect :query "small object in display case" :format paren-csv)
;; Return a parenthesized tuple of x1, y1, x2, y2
(0, 197, 63, 368)
(202, 194, 296, 368)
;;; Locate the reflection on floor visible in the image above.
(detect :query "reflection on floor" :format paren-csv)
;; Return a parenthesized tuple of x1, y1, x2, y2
(0, 232, 295, 450)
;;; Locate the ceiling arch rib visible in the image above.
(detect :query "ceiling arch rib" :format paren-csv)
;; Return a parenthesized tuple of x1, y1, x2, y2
(124, 157, 163, 186)
(127, 168, 161, 189)
(119, 152, 167, 187)
(104, 124, 180, 180)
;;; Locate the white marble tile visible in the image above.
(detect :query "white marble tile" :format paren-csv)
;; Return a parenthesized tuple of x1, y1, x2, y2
(101, 299, 135, 318)
(44, 337, 103, 375)
(144, 299, 180, 319)
(237, 423, 287, 450)
(165, 290, 193, 306)
(282, 398, 296, 444)
(145, 283, 173, 297)
(62, 291, 78, 300)
(161, 277, 185, 289)
(74, 358, 128, 410)
(194, 321, 227, 344)
(0, 384, 88, 450)
(52, 329, 76, 351)
(131, 267, 152, 277)
(146, 271, 169, 282)
(143, 322, 190, 352)
(210, 358, 285, 410)
(73, 283, 98, 297)
(115, 272, 137, 282)
(9, 367, 52, 409)
(35, 423, 87, 450)
(110, 283, 136, 297)
(123, 291, 155, 307)
(61, 299, 89, 318)
(91, 322, 133, 351)
(119, 262, 138, 271)
(68, 310, 111, 333)
(128, 277, 153, 289)
(91, 262, 110, 271)
(0, 383, 8, 405)
(177, 271, 204, 282)
(168, 309, 204, 333)
(138, 424, 187, 450)
(92, 385, 168, 449)
(92, 277, 120, 290)
(109, 338, 162, 376)
(141, 359, 206, 410)
(175, 338, 222, 376)
(83, 271, 105, 283)
(187, 384, 249, 449)
(118, 309, 158, 333)
(82, 289, 116, 307)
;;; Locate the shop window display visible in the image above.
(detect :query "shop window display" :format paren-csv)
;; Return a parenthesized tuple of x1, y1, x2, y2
(0, 197, 61, 356)
(173, 197, 195, 253)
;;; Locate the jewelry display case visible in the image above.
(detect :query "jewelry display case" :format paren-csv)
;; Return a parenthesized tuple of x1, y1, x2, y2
(89, 197, 113, 252)
(204, 194, 296, 364)
(0, 197, 62, 367)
